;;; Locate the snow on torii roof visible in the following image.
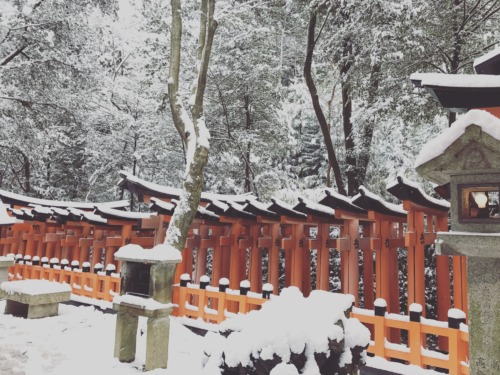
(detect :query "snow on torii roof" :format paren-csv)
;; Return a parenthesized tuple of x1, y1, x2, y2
(410, 72, 500, 112)
(0, 202, 16, 226)
(474, 46, 500, 75)
(352, 186, 407, 218)
(118, 171, 257, 204)
(387, 176, 450, 211)
(0, 188, 129, 210)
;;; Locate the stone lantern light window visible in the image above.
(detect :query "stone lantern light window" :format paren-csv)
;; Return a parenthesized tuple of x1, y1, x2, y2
(459, 184, 500, 221)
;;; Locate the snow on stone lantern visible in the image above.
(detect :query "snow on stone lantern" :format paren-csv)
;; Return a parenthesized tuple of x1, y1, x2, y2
(415, 109, 500, 374)
(112, 243, 181, 371)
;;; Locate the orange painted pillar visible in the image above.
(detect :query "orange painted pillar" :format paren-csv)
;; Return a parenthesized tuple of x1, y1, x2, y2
(35, 224, 46, 259)
(316, 224, 330, 291)
(290, 223, 304, 291)
(229, 223, 242, 290)
(24, 226, 36, 258)
(91, 230, 104, 269)
(268, 224, 280, 292)
(362, 223, 375, 309)
(249, 224, 262, 292)
(407, 210, 426, 316)
(220, 225, 231, 280)
(342, 219, 359, 305)
(211, 226, 223, 286)
(44, 226, 56, 260)
(375, 221, 390, 303)
(388, 223, 400, 315)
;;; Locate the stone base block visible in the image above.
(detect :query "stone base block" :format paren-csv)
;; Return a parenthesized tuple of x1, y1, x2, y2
(4, 300, 59, 319)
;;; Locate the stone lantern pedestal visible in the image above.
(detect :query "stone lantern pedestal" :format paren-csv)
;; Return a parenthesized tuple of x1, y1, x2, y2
(416, 110, 500, 374)
(436, 233, 500, 373)
(112, 244, 181, 371)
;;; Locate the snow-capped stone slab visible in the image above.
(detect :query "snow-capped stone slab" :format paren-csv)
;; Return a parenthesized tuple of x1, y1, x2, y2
(115, 244, 182, 264)
(1, 280, 71, 319)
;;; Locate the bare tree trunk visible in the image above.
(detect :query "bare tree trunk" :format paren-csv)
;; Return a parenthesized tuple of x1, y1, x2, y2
(304, 9, 346, 196)
(356, 62, 381, 186)
(166, 0, 217, 252)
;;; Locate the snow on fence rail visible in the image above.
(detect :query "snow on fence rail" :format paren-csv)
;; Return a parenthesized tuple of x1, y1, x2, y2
(351, 300, 469, 375)
(171, 275, 271, 324)
(7, 263, 120, 301)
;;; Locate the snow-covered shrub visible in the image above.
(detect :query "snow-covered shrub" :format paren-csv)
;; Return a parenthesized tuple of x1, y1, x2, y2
(202, 287, 370, 375)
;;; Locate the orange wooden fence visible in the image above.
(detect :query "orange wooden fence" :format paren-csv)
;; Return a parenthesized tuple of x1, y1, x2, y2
(351, 305, 469, 375)
(171, 284, 269, 324)
(7, 263, 120, 302)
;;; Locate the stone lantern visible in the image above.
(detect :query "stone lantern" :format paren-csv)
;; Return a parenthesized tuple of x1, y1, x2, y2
(112, 243, 181, 371)
(415, 110, 500, 374)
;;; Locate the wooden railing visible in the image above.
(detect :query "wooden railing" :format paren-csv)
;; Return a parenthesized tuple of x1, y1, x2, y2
(7, 263, 120, 302)
(171, 279, 270, 324)
(351, 303, 469, 375)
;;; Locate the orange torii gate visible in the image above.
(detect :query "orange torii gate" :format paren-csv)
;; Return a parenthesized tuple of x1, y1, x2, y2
(388, 176, 468, 321)
(352, 187, 406, 315)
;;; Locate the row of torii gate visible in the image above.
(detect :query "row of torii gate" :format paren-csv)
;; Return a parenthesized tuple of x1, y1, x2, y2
(0, 171, 468, 321)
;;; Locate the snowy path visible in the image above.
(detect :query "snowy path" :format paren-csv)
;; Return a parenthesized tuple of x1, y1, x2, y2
(0, 300, 205, 375)
(0, 300, 445, 375)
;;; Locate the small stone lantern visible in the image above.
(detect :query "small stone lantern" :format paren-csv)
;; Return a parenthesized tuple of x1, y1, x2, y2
(113, 243, 181, 371)
(415, 110, 500, 374)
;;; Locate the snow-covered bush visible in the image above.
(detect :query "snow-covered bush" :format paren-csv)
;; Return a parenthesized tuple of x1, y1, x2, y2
(202, 287, 370, 375)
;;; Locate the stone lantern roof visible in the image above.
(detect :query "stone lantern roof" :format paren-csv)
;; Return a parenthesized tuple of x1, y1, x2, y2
(415, 109, 500, 186)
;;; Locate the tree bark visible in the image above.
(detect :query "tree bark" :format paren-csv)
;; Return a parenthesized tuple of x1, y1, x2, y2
(356, 62, 381, 186)
(166, 0, 217, 252)
(303, 9, 346, 196)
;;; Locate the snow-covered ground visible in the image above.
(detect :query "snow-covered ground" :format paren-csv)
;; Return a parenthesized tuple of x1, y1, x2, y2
(0, 299, 445, 375)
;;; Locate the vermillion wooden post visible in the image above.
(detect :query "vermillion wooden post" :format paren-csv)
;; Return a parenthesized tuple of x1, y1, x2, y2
(24, 225, 36, 257)
(362, 223, 375, 309)
(44, 226, 56, 259)
(316, 224, 330, 291)
(290, 223, 304, 290)
(91, 230, 105, 270)
(268, 224, 280, 291)
(341, 219, 359, 305)
(375, 221, 390, 304)
(35, 223, 46, 258)
(302, 226, 312, 297)
(281, 225, 292, 287)
(79, 238, 92, 265)
(220, 225, 231, 279)
(211, 226, 223, 287)
(54, 230, 63, 260)
(249, 224, 262, 292)
(435, 214, 450, 350)
(406, 210, 426, 316)
(388, 222, 400, 314)
(229, 223, 242, 291)
(228, 223, 242, 312)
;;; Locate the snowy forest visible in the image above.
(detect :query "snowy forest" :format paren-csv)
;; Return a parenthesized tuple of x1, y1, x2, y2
(1, 0, 500, 204)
